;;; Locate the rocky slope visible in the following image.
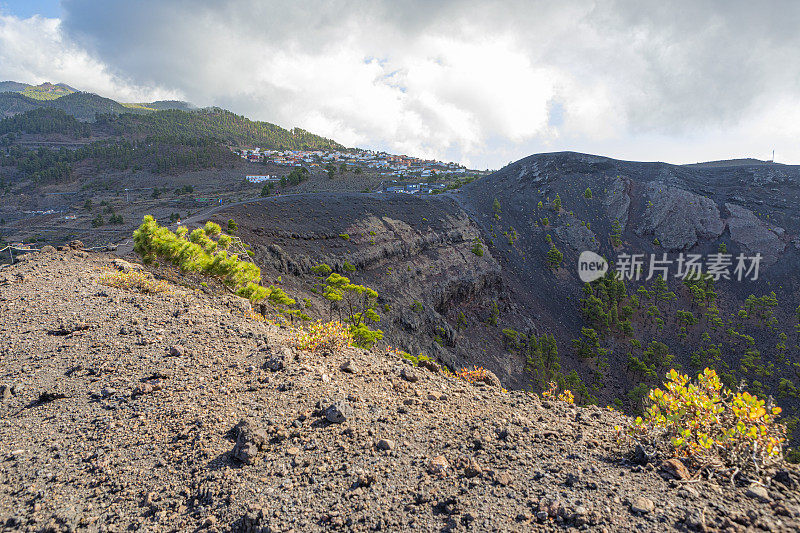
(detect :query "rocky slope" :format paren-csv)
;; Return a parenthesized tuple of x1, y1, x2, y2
(3, 249, 799, 532)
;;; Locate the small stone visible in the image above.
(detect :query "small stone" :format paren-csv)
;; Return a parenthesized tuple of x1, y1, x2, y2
(630, 496, 655, 514)
(745, 485, 770, 502)
(286, 446, 300, 456)
(401, 367, 419, 383)
(340, 360, 358, 374)
(661, 458, 691, 480)
(463, 458, 482, 478)
(427, 391, 443, 401)
(169, 345, 185, 357)
(633, 443, 652, 465)
(325, 400, 352, 424)
(100, 387, 117, 398)
(131, 383, 154, 397)
(264, 355, 285, 372)
(0, 385, 10, 401)
(428, 455, 450, 476)
(494, 471, 513, 486)
(376, 439, 395, 451)
(477, 369, 502, 388)
(113, 258, 142, 272)
(202, 516, 217, 528)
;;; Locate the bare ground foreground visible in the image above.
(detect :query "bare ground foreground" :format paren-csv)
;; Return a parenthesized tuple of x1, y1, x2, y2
(1, 249, 799, 532)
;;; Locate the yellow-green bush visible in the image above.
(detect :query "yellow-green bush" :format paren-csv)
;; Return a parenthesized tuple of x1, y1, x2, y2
(627, 368, 785, 474)
(98, 269, 169, 294)
(289, 320, 352, 353)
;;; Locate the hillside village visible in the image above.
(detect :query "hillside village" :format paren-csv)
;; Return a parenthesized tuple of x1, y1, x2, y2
(234, 147, 472, 178)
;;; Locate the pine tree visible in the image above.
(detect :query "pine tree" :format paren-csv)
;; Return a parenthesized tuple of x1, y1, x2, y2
(132, 215, 277, 304)
(547, 245, 563, 269)
(322, 273, 383, 348)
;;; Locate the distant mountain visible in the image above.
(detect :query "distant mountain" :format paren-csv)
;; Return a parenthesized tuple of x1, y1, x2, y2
(685, 158, 780, 168)
(0, 81, 193, 115)
(0, 91, 155, 121)
(0, 92, 40, 117)
(100, 107, 345, 150)
(0, 84, 339, 150)
(0, 81, 78, 100)
(0, 81, 29, 93)
(21, 82, 77, 100)
(143, 100, 197, 112)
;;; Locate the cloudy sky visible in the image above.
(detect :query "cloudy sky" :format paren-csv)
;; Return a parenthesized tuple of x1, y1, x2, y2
(1, 0, 799, 169)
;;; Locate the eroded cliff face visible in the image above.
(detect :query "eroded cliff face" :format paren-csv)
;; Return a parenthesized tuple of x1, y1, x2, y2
(636, 183, 725, 250)
(725, 203, 787, 265)
(216, 193, 507, 379)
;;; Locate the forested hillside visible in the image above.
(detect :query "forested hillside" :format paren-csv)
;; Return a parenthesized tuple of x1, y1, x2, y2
(0, 108, 91, 136)
(0, 100, 345, 186)
(98, 108, 344, 150)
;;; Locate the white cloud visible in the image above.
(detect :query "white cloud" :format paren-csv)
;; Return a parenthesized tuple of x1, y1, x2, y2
(0, 13, 180, 102)
(2, 1, 800, 168)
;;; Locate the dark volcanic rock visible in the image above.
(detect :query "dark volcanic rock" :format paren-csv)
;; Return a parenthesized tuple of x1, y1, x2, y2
(638, 183, 724, 250)
(725, 203, 786, 265)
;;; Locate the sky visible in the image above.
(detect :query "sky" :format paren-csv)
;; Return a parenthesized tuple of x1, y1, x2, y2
(1, 0, 799, 170)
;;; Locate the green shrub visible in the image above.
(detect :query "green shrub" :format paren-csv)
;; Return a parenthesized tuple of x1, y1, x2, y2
(311, 263, 332, 276)
(610, 219, 623, 247)
(487, 300, 499, 326)
(398, 351, 432, 367)
(492, 198, 501, 216)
